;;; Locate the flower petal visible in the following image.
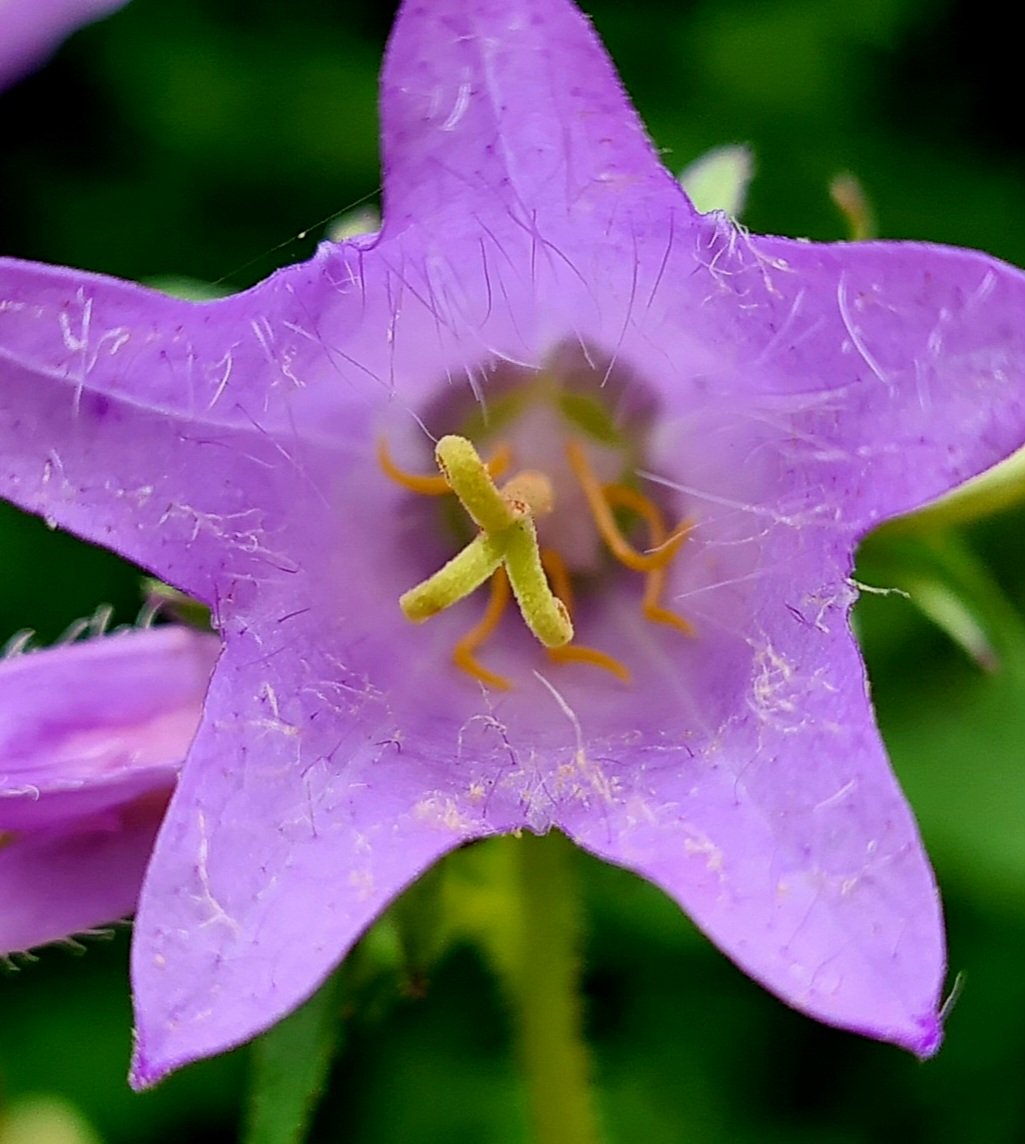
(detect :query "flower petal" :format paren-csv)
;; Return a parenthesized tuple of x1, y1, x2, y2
(3, 0, 1020, 1080)
(0, 256, 420, 597)
(0, 0, 126, 90)
(673, 218, 1025, 529)
(128, 627, 511, 1088)
(379, 0, 685, 232)
(0, 626, 216, 829)
(555, 528, 945, 1056)
(0, 797, 163, 953)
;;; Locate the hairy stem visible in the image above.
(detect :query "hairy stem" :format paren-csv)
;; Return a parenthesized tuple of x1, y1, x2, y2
(502, 832, 604, 1144)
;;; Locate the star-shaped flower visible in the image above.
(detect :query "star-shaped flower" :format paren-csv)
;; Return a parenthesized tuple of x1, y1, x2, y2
(0, 0, 128, 91)
(0, 626, 215, 952)
(2, 0, 1025, 1086)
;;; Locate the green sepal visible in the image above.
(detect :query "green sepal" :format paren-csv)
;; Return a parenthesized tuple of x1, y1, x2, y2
(141, 578, 214, 631)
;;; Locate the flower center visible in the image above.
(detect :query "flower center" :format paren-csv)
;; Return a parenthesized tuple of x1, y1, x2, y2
(379, 383, 695, 689)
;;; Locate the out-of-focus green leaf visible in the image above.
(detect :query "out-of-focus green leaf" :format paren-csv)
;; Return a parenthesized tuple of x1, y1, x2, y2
(907, 574, 998, 672)
(243, 972, 344, 1144)
(881, 664, 1025, 912)
(385, 860, 452, 979)
(880, 445, 1025, 533)
(679, 143, 754, 216)
(858, 529, 1025, 677)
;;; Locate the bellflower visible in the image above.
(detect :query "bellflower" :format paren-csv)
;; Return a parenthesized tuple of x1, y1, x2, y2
(0, 0, 127, 91)
(2, 0, 1025, 1086)
(0, 626, 216, 953)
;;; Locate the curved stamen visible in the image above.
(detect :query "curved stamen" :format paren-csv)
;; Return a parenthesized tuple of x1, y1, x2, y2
(642, 562, 695, 635)
(541, 548, 630, 681)
(547, 643, 632, 683)
(565, 440, 680, 572)
(453, 568, 513, 690)
(540, 546, 575, 615)
(378, 437, 511, 496)
(602, 483, 695, 635)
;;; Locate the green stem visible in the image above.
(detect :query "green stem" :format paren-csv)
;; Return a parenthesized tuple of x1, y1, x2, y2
(502, 831, 604, 1144)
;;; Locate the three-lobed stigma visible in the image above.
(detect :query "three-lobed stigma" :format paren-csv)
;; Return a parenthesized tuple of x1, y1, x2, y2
(381, 432, 693, 689)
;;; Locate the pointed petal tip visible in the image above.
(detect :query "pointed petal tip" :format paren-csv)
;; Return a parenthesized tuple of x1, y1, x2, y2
(128, 1047, 166, 1092)
(871, 1008, 942, 1060)
(130, 1031, 188, 1091)
(380, 0, 680, 229)
(908, 1012, 944, 1060)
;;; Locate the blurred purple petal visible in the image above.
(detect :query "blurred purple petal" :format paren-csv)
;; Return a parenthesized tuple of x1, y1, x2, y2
(0, 798, 164, 953)
(0, 626, 216, 951)
(0, 625, 217, 828)
(0, 0, 127, 91)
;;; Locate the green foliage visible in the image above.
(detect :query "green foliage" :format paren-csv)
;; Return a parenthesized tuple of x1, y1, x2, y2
(679, 144, 754, 216)
(243, 972, 345, 1144)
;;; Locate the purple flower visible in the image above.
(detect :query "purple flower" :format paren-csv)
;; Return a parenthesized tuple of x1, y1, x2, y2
(0, 625, 216, 952)
(0, 0, 127, 91)
(2, 0, 1025, 1085)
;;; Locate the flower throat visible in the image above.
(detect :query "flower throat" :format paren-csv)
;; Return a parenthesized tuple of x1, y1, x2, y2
(380, 387, 694, 689)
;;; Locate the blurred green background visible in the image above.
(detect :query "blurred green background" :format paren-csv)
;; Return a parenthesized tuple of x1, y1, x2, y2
(3, 0, 1025, 1141)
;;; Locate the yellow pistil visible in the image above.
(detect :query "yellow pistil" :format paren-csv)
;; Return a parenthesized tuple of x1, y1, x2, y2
(400, 531, 508, 622)
(398, 435, 573, 651)
(383, 426, 694, 689)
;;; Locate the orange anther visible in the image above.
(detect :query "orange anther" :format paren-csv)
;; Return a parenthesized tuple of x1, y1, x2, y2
(548, 642, 632, 683)
(642, 563, 696, 635)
